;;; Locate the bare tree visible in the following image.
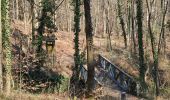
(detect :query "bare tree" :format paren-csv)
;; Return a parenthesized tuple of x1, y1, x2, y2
(146, 0, 168, 96)
(117, 0, 127, 48)
(84, 0, 95, 94)
(131, 0, 136, 53)
(146, 0, 159, 95)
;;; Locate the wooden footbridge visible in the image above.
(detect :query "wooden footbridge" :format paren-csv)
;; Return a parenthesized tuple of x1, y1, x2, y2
(79, 54, 138, 96)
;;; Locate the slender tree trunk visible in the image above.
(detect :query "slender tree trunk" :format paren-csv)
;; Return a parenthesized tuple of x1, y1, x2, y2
(158, 0, 168, 55)
(2, 0, 12, 95)
(146, 0, 159, 95)
(37, 10, 46, 52)
(103, 11, 106, 37)
(117, 0, 127, 48)
(82, 13, 85, 33)
(0, 0, 3, 92)
(69, 3, 72, 33)
(103, 1, 106, 37)
(131, 0, 136, 53)
(127, 0, 131, 44)
(22, 0, 26, 30)
(12, 0, 15, 19)
(106, 1, 112, 51)
(73, 0, 80, 80)
(115, 4, 119, 36)
(94, 0, 98, 36)
(16, 0, 19, 19)
(66, 0, 70, 32)
(84, 0, 95, 94)
(136, 0, 146, 87)
(31, 2, 35, 44)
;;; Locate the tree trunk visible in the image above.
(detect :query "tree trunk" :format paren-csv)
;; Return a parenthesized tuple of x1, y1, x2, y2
(127, 0, 131, 44)
(73, 0, 80, 80)
(146, 1, 159, 95)
(146, 0, 168, 96)
(136, 0, 146, 87)
(131, 0, 136, 53)
(117, 0, 127, 48)
(106, 1, 112, 51)
(31, 1, 35, 44)
(66, 0, 70, 32)
(69, 2, 72, 33)
(16, 0, 19, 19)
(22, 0, 26, 30)
(103, 0, 106, 37)
(12, 0, 15, 19)
(84, 0, 95, 94)
(158, 0, 168, 56)
(2, 0, 12, 95)
(0, 0, 3, 92)
(37, 10, 46, 52)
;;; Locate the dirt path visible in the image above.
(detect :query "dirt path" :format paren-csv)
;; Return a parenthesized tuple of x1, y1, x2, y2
(97, 86, 139, 100)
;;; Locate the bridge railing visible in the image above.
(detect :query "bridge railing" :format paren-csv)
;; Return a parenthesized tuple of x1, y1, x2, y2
(78, 54, 138, 95)
(98, 54, 137, 94)
(79, 64, 88, 82)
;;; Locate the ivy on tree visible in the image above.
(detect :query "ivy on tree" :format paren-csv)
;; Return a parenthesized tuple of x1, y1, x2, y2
(36, 0, 55, 52)
(72, 0, 81, 81)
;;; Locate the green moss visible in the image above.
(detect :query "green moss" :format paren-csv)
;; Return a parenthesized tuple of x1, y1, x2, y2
(58, 77, 69, 93)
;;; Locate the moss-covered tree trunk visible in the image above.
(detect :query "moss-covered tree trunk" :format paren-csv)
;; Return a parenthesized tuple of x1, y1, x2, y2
(2, 0, 12, 95)
(37, 9, 46, 52)
(84, 0, 95, 94)
(73, 0, 81, 80)
(36, 0, 55, 53)
(136, 0, 146, 87)
(0, 0, 3, 92)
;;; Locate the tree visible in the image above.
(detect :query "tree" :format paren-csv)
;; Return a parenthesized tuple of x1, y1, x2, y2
(27, 0, 35, 44)
(117, 0, 127, 48)
(136, 0, 146, 88)
(84, 0, 95, 94)
(106, 0, 113, 51)
(146, 0, 168, 96)
(131, 0, 136, 53)
(0, 0, 3, 92)
(103, 0, 106, 37)
(36, 0, 55, 52)
(16, 0, 19, 19)
(2, 0, 12, 95)
(73, 0, 81, 80)
(146, 0, 159, 95)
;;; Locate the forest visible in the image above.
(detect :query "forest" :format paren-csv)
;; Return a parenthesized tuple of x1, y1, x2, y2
(0, 0, 170, 100)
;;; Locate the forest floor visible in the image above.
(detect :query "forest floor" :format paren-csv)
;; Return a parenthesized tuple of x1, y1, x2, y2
(49, 30, 170, 99)
(4, 20, 170, 100)
(0, 91, 68, 100)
